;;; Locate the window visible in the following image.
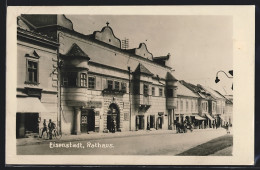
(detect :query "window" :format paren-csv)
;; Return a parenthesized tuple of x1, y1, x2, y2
(180, 101, 183, 111)
(27, 60, 38, 83)
(107, 80, 113, 90)
(143, 84, 149, 96)
(167, 88, 173, 97)
(80, 73, 87, 87)
(186, 101, 188, 111)
(159, 88, 163, 97)
(63, 77, 68, 86)
(62, 72, 77, 87)
(177, 101, 179, 110)
(152, 87, 155, 96)
(88, 76, 95, 89)
(191, 101, 193, 111)
(114, 81, 120, 90)
(121, 82, 126, 92)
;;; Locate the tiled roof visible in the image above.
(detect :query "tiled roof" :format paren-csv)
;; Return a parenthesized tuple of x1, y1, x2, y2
(177, 81, 200, 98)
(135, 63, 153, 76)
(200, 86, 225, 100)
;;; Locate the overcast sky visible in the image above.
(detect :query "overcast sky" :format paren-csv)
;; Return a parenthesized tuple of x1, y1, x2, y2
(66, 15, 233, 95)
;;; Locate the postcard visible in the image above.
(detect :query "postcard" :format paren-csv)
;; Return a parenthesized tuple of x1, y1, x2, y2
(6, 6, 255, 165)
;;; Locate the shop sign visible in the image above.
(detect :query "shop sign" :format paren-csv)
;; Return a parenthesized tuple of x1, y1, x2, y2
(85, 101, 102, 108)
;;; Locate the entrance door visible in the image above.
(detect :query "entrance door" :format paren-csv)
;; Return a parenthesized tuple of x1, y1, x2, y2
(158, 116, 163, 129)
(150, 115, 155, 128)
(81, 112, 88, 133)
(88, 110, 95, 132)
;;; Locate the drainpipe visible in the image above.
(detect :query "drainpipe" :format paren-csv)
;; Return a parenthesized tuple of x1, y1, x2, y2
(128, 66, 132, 131)
(57, 31, 63, 135)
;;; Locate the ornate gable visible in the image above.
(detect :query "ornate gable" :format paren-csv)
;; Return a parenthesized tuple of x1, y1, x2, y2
(135, 43, 153, 60)
(94, 23, 121, 48)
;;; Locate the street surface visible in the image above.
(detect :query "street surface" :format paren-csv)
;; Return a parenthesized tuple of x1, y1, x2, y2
(17, 128, 227, 155)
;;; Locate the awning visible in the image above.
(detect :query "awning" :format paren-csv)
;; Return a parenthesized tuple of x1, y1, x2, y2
(205, 113, 215, 121)
(17, 97, 47, 113)
(195, 115, 206, 120)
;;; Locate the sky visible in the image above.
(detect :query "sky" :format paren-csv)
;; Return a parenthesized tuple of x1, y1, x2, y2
(66, 15, 233, 95)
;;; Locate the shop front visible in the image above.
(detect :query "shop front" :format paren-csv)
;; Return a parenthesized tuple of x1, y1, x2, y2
(16, 97, 47, 138)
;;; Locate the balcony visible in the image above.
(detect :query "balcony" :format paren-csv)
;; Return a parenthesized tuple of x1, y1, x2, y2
(61, 87, 88, 103)
(102, 88, 126, 95)
(135, 95, 151, 112)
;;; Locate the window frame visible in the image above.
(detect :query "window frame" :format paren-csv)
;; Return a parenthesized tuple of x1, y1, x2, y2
(26, 59, 39, 84)
(159, 88, 163, 97)
(121, 82, 127, 92)
(143, 84, 149, 96)
(80, 73, 87, 87)
(107, 80, 114, 90)
(61, 72, 78, 87)
(114, 81, 120, 91)
(88, 76, 96, 89)
(167, 88, 173, 97)
(152, 87, 155, 96)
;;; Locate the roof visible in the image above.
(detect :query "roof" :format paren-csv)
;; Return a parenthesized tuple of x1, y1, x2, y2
(20, 14, 73, 30)
(20, 14, 175, 79)
(179, 80, 214, 100)
(166, 72, 178, 81)
(62, 43, 90, 60)
(177, 81, 200, 98)
(200, 85, 225, 100)
(134, 63, 153, 76)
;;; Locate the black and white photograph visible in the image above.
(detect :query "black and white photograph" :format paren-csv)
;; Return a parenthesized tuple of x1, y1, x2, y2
(6, 6, 254, 165)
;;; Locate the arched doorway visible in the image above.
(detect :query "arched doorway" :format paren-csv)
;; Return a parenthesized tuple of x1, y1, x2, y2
(107, 103, 120, 132)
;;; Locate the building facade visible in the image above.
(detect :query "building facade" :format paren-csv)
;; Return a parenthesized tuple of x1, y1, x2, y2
(18, 14, 178, 135)
(16, 14, 232, 138)
(16, 16, 59, 138)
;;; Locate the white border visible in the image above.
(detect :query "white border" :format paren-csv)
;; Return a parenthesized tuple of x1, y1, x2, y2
(6, 6, 255, 165)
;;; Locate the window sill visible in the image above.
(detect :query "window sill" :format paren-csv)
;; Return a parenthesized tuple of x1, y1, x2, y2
(24, 81, 40, 85)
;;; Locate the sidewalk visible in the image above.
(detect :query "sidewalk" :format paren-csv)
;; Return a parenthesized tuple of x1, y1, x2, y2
(17, 128, 226, 146)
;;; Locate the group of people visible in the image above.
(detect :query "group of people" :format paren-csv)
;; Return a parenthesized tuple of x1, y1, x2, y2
(176, 120, 193, 133)
(39, 119, 56, 139)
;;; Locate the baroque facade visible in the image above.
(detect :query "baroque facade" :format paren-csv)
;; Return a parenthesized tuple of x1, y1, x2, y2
(17, 14, 178, 136)
(16, 14, 232, 138)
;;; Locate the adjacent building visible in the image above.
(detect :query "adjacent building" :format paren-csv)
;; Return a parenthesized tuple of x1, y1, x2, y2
(16, 16, 59, 138)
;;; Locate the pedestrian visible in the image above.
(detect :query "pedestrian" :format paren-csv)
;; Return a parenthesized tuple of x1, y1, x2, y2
(39, 119, 47, 138)
(48, 119, 53, 139)
(111, 119, 115, 133)
(226, 122, 230, 134)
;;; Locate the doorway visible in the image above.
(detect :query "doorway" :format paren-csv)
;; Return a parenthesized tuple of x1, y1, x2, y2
(150, 115, 155, 128)
(107, 103, 120, 132)
(136, 115, 144, 130)
(158, 116, 163, 129)
(88, 110, 95, 132)
(16, 113, 39, 138)
(81, 109, 95, 133)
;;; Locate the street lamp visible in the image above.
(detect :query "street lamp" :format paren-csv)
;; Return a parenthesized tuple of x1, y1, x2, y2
(215, 70, 233, 90)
